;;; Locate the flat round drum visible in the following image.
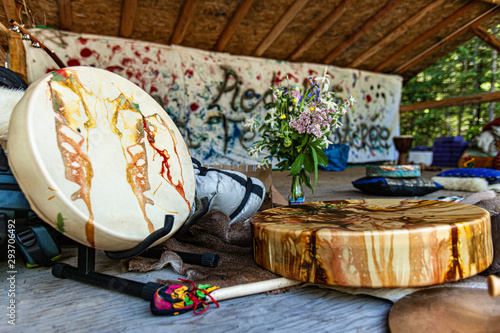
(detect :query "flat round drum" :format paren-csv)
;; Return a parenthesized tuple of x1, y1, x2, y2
(8, 67, 195, 251)
(251, 199, 493, 287)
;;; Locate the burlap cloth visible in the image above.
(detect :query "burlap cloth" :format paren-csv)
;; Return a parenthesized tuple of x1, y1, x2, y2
(121, 210, 279, 288)
(122, 193, 500, 302)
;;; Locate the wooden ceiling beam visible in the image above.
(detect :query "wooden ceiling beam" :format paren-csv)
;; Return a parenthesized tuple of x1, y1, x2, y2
(288, 0, 350, 62)
(373, 1, 480, 72)
(479, 0, 500, 5)
(322, 0, 404, 64)
(57, 0, 73, 31)
(214, 0, 255, 52)
(349, 0, 446, 68)
(400, 91, 500, 113)
(119, 0, 137, 38)
(170, 0, 200, 45)
(395, 5, 499, 74)
(252, 0, 309, 57)
(472, 25, 500, 52)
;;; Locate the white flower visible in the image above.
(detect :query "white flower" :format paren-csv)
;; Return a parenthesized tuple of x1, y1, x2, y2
(350, 96, 356, 105)
(245, 117, 258, 130)
(321, 137, 333, 147)
(314, 76, 330, 93)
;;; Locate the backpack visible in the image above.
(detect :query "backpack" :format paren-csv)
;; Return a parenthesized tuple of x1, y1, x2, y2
(192, 158, 266, 225)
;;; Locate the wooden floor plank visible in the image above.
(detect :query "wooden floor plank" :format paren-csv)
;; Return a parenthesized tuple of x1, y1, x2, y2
(1, 167, 475, 332)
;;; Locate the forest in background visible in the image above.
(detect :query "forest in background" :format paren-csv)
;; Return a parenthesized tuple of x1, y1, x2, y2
(400, 25, 499, 147)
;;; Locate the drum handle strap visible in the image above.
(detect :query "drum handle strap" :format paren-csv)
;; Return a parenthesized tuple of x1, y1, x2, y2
(105, 215, 174, 260)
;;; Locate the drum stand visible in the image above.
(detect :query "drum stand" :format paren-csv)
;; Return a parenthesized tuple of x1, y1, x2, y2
(51, 199, 216, 303)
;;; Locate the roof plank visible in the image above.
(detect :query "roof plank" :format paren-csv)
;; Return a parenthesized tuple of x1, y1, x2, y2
(472, 25, 500, 51)
(322, 0, 405, 64)
(214, 0, 255, 52)
(119, 0, 137, 38)
(373, 1, 481, 72)
(395, 5, 500, 74)
(170, 0, 201, 45)
(349, 0, 446, 68)
(57, 0, 72, 31)
(288, 0, 350, 62)
(252, 0, 309, 57)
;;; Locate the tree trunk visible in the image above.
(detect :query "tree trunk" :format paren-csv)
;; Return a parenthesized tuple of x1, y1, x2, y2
(489, 26, 498, 122)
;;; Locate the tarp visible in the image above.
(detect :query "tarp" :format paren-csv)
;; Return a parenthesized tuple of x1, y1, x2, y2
(24, 28, 402, 164)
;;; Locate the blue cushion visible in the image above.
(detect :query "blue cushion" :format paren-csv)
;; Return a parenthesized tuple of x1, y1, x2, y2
(352, 177, 443, 196)
(437, 168, 500, 184)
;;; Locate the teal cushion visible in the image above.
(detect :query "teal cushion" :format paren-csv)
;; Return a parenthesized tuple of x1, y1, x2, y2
(437, 168, 500, 184)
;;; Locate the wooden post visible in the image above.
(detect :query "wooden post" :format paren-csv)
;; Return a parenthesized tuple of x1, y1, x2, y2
(2, 0, 27, 81)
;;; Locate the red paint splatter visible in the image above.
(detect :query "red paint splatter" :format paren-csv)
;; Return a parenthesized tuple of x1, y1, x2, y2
(172, 74, 178, 85)
(150, 86, 158, 94)
(67, 59, 81, 66)
(79, 38, 88, 45)
(190, 103, 199, 112)
(126, 70, 134, 79)
(142, 118, 191, 211)
(80, 48, 92, 58)
(135, 51, 141, 58)
(184, 69, 194, 77)
(308, 70, 318, 76)
(366, 94, 372, 103)
(142, 57, 153, 65)
(106, 66, 124, 73)
(46, 68, 57, 74)
(121, 58, 134, 66)
(256, 75, 261, 80)
(112, 45, 121, 54)
(54, 69, 70, 78)
(275, 73, 299, 85)
(145, 46, 150, 52)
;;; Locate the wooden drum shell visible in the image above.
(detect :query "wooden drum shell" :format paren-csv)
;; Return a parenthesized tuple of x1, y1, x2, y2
(8, 67, 195, 251)
(252, 199, 493, 287)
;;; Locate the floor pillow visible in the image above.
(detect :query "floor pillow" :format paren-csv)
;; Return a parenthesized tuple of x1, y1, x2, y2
(436, 168, 500, 184)
(352, 177, 443, 196)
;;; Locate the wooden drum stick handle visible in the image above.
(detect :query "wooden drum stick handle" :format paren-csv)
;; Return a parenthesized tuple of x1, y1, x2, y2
(208, 277, 302, 302)
(488, 275, 500, 297)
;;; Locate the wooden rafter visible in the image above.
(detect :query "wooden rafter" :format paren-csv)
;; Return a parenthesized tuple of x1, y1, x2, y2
(395, 5, 500, 74)
(252, 0, 309, 57)
(119, 0, 137, 38)
(214, 0, 254, 52)
(349, 0, 446, 68)
(170, 0, 200, 45)
(473, 25, 500, 51)
(288, 0, 350, 62)
(322, 0, 404, 64)
(373, 1, 480, 72)
(479, 0, 500, 4)
(400, 91, 500, 113)
(2, 0, 26, 80)
(57, 0, 72, 31)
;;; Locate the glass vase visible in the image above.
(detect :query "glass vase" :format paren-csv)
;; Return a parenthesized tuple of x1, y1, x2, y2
(288, 174, 305, 205)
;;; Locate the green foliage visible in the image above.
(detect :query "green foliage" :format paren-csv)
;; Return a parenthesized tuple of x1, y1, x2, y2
(401, 26, 500, 146)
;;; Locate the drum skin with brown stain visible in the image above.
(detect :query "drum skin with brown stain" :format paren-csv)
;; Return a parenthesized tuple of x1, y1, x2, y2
(7, 67, 195, 251)
(251, 199, 493, 287)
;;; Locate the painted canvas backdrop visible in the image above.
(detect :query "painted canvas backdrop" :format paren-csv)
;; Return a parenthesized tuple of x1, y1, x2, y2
(24, 28, 402, 164)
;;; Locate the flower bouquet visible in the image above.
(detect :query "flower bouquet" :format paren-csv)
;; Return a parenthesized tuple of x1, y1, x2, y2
(247, 74, 354, 204)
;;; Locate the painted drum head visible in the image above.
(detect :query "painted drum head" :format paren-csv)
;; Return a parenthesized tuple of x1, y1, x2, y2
(8, 66, 195, 251)
(252, 199, 493, 287)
